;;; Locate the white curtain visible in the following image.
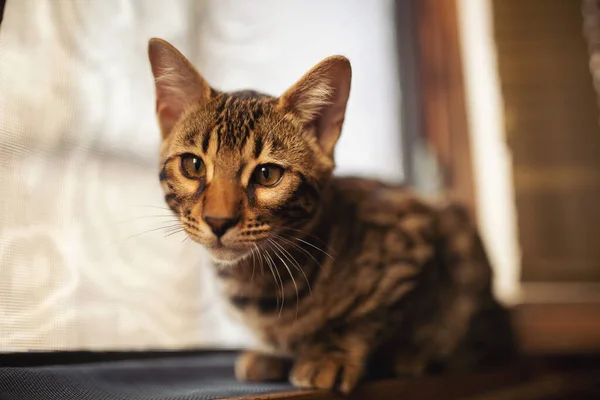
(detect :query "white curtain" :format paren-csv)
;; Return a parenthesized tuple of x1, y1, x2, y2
(0, 0, 402, 352)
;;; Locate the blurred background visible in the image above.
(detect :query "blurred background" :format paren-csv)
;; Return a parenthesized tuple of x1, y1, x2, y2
(0, 0, 599, 364)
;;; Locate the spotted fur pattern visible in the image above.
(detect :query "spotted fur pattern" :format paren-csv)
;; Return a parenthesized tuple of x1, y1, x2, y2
(148, 38, 517, 393)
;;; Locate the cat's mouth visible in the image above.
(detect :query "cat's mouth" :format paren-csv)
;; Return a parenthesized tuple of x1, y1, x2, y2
(182, 225, 255, 265)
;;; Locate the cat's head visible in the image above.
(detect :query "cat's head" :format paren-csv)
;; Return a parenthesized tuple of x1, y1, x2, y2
(148, 38, 351, 264)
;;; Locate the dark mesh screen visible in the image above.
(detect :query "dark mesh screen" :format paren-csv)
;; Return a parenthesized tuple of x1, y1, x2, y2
(0, 352, 294, 400)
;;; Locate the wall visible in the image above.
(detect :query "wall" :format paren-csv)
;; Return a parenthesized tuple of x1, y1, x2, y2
(0, 0, 403, 351)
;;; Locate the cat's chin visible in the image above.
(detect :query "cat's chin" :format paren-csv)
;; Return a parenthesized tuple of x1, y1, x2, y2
(208, 247, 251, 266)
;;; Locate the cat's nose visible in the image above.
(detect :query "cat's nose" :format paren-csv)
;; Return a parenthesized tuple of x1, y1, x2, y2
(203, 216, 239, 238)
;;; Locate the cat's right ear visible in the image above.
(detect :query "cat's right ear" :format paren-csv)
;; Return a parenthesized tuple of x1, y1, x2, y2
(148, 38, 213, 138)
(278, 56, 351, 158)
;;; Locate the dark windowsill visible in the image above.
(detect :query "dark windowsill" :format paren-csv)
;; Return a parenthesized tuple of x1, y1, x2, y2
(2, 299, 600, 399)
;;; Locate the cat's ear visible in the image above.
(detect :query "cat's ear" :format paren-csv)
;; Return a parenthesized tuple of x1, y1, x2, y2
(278, 56, 351, 157)
(148, 38, 213, 138)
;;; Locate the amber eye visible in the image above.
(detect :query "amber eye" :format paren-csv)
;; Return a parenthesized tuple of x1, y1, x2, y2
(252, 164, 284, 187)
(180, 154, 206, 179)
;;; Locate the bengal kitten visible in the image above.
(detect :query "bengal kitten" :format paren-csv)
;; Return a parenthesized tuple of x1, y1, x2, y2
(148, 38, 517, 393)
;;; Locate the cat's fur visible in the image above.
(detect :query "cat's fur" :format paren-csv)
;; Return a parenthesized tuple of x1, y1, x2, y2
(148, 38, 517, 393)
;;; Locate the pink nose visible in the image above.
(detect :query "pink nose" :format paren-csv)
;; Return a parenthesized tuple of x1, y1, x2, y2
(203, 216, 239, 237)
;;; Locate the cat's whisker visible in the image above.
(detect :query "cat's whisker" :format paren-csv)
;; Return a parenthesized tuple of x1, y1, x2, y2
(164, 228, 186, 238)
(249, 245, 257, 282)
(274, 234, 324, 273)
(269, 238, 299, 319)
(275, 225, 330, 247)
(132, 205, 175, 212)
(270, 238, 312, 296)
(264, 241, 285, 317)
(270, 238, 303, 273)
(277, 232, 335, 260)
(117, 214, 180, 224)
(270, 252, 286, 318)
(123, 223, 183, 241)
(268, 264, 283, 314)
(162, 223, 186, 232)
(257, 243, 280, 309)
(253, 243, 265, 277)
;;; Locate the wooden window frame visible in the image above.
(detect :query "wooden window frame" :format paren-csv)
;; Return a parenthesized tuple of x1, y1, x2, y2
(398, 0, 600, 357)
(396, 0, 476, 216)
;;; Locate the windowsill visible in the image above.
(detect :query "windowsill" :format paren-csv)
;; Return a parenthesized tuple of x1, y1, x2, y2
(512, 282, 600, 356)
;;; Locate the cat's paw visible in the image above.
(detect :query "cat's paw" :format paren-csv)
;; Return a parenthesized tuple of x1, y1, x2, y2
(235, 351, 290, 382)
(289, 349, 365, 394)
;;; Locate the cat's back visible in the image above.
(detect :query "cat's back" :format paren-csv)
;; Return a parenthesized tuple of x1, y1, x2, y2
(329, 176, 437, 229)
(328, 176, 489, 297)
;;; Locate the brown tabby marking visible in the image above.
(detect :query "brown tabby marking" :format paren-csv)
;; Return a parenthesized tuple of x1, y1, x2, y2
(148, 38, 517, 393)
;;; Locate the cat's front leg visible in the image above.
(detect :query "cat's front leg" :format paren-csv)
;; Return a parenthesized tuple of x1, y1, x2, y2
(235, 350, 291, 382)
(289, 337, 370, 394)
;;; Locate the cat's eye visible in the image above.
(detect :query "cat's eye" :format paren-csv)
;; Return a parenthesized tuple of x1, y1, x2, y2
(252, 164, 284, 187)
(180, 154, 206, 179)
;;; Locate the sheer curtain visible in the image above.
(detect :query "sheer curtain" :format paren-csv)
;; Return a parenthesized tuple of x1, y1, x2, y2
(0, 0, 402, 352)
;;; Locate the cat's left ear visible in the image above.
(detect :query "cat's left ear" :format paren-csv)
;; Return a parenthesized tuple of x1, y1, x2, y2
(148, 38, 213, 138)
(278, 56, 351, 157)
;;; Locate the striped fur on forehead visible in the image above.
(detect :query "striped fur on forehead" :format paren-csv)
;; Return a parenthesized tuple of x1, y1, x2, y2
(164, 91, 331, 179)
(166, 91, 272, 151)
(210, 91, 271, 151)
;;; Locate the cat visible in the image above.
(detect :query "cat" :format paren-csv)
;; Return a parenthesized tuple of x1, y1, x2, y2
(147, 38, 517, 393)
